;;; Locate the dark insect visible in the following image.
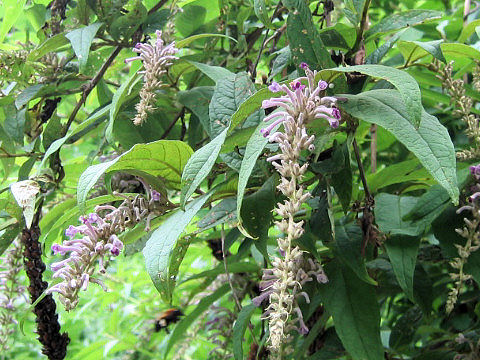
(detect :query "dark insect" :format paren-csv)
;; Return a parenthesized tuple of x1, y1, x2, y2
(154, 308, 183, 333)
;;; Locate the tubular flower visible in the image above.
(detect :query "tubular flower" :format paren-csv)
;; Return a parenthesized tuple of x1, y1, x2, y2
(253, 64, 336, 355)
(125, 30, 178, 126)
(48, 186, 169, 311)
(447, 164, 480, 313)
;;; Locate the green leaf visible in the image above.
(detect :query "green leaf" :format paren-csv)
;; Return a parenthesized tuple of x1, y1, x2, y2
(27, 33, 70, 61)
(254, 0, 272, 28)
(198, 197, 236, 230)
(40, 105, 110, 169)
(106, 72, 141, 143)
(15, 84, 44, 109)
(0, 222, 21, 257)
(0, 123, 15, 181)
(318, 260, 384, 360)
(340, 90, 458, 203)
(283, 0, 335, 70)
(187, 60, 235, 83)
(457, 19, 480, 43)
(236, 119, 278, 225)
(385, 235, 420, 301)
(0, 0, 27, 43)
(164, 284, 229, 359)
(365, 31, 402, 64)
(178, 87, 214, 136)
(143, 192, 212, 302)
(209, 72, 262, 138)
(365, 10, 442, 40)
(233, 303, 257, 360)
(65, 22, 103, 71)
(180, 128, 228, 207)
(397, 40, 446, 64)
(389, 306, 422, 351)
(332, 65, 422, 127)
(176, 33, 237, 48)
(240, 175, 277, 240)
(78, 140, 193, 211)
(4, 106, 26, 144)
(366, 159, 430, 193)
(374, 193, 421, 236)
(440, 43, 480, 61)
(335, 224, 377, 285)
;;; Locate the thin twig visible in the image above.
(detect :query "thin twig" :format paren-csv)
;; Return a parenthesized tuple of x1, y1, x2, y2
(160, 108, 185, 139)
(370, 124, 377, 173)
(348, 0, 372, 57)
(0, 148, 44, 158)
(352, 138, 371, 199)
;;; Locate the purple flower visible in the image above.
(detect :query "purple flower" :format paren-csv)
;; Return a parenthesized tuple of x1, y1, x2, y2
(332, 107, 341, 120)
(151, 190, 161, 201)
(290, 80, 305, 91)
(470, 164, 480, 177)
(65, 225, 81, 238)
(300, 62, 309, 70)
(269, 82, 282, 93)
(318, 80, 328, 91)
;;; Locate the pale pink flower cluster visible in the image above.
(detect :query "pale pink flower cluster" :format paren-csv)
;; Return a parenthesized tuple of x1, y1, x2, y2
(125, 30, 178, 125)
(253, 63, 339, 355)
(48, 188, 165, 311)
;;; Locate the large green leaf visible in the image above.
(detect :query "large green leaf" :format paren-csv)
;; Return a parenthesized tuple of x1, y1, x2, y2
(177, 87, 214, 136)
(78, 140, 193, 210)
(180, 128, 227, 207)
(374, 193, 421, 236)
(331, 65, 422, 127)
(385, 235, 420, 301)
(458, 19, 480, 43)
(318, 260, 384, 360)
(164, 284, 229, 359)
(209, 72, 262, 138)
(365, 10, 442, 40)
(340, 90, 458, 203)
(283, 0, 335, 70)
(65, 22, 103, 71)
(143, 192, 212, 302)
(236, 119, 278, 226)
(335, 224, 377, 285)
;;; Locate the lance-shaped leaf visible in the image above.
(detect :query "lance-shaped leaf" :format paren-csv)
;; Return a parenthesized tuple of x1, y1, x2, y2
(340, 90, 458, 203)
(143, 192, 212, 302)
(331, 65, 422, 127)
(318, 259, 384, 360)
(180, 128, 228, 207)
(65, 22, 103, 71)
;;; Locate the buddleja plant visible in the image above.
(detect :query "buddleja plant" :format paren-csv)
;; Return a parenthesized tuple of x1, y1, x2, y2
(1, 0, 480, 359)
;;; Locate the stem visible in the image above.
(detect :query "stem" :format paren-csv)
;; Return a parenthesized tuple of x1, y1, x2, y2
(349, 0, 372, 57)
(352, 138, 372, 199)
(0, 149, 44, 158)
(160, 108, 185, 139)
(370, 124, 377, 173)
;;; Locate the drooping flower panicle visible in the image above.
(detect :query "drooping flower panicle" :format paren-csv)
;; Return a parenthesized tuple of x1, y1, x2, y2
(253, 64, 337, 355)
(48, 186, 168, 311)
(125, 30, 178, 126)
